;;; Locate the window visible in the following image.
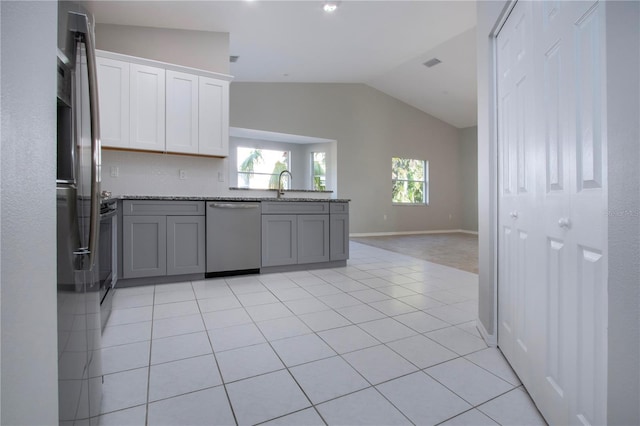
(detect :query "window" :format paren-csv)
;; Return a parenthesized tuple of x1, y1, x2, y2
(311, 152, 326, 191)
(392, 157, 428, 204)
(237, 147, 290, 189)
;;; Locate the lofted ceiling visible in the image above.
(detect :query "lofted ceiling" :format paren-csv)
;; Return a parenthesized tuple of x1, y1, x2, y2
(86, 1, 478, 128)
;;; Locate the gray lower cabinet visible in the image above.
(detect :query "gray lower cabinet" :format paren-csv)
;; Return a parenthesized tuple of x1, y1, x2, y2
(261, 201, 337, 268)
(167, 216, 206, 275)
(123, 215, 167, 279)
(298, 214, 330, 264)
(261, 215, 298, 267)
(330, 213, 349, 260)
(261, 214, 330, 267)
(122, 200, 205, 279)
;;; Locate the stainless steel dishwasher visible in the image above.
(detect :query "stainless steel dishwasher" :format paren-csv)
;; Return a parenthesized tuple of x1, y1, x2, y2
(206, 202, 261, 276)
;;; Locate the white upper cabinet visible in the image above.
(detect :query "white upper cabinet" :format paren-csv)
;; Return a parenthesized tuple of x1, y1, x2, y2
(198, 76, 229, 157)
(166, 70, 198, 154)
(96, 50, 231, 157)
(97, 57, 130, 149)
(130, 63, 165, 151)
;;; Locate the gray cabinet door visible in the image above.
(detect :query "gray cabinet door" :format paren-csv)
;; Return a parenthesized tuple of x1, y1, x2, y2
(122, 215, 167, 278)
(298, 215, 330, 264)
(262, 215, 297, 267)
(167, 216, 206, 276)
(330, 214, 350, 261)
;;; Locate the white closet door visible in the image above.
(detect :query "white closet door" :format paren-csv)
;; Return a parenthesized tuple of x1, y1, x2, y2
(496, 0, 536, 391)
(497, 1, 607, 425)
(535, 2, 608, 425)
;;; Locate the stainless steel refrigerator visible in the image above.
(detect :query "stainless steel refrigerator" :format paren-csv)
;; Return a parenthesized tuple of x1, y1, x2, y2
(56, 1, 103, 422)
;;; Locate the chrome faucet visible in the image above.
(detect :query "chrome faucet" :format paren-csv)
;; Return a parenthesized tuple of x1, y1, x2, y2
(277, 170, 292, 198)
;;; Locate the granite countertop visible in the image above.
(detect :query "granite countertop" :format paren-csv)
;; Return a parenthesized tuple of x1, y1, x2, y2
(229, 187, 333, 194)
(114, 195, 351, 202)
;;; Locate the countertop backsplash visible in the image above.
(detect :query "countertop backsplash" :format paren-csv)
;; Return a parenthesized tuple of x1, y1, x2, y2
(102, 149, 337, 200)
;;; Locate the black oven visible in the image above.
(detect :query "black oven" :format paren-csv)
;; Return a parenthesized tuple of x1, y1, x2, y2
(99, 198, 117, 330)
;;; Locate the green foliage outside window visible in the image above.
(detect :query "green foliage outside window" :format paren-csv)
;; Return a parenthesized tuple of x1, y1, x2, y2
(237, 148, 290, 189)
(392, 157, 428, 204)
(312, 152, 326, 191)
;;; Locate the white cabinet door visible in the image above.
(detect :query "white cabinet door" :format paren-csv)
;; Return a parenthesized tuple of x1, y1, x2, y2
(130, 63, 165, 151)
(166, 70, 198, 154)
(97, 57, 129, 148)
(198, 76, 229, 157)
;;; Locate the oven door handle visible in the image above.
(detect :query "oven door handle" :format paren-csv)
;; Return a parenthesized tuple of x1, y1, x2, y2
(100, 210, 117, 220)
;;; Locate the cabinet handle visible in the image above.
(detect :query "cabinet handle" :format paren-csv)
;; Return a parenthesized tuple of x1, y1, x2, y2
(210, 203, 259, 209)
(558, 217, 571, 229)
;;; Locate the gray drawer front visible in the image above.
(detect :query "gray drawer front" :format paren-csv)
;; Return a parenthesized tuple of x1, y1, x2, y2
(261, 202, 329, 215)
(123, 200, 205, 216)
(330, 202, 349, 214)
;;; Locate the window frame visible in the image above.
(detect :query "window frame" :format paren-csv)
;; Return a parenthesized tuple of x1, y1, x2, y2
(391, 157, 429, 206)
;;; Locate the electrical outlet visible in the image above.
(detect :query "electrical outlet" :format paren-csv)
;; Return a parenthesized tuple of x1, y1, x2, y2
(110, 166, 119, 178)
(179, 169, 187, 180)
(218, 171, 225, 182)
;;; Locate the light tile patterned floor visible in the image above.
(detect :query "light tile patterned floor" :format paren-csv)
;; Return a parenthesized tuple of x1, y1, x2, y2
(98, 242, 546, 426)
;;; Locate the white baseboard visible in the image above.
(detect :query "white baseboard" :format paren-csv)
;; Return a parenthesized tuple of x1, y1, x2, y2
(476, 318, 497, 347)
(350, 229, 478, 237)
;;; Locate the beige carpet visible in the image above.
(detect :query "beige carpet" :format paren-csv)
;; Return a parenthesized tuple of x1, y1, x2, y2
(351, 232, 479, 273)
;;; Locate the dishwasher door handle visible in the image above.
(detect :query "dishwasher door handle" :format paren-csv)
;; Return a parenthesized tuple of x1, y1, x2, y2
(209, 203, 260, 209)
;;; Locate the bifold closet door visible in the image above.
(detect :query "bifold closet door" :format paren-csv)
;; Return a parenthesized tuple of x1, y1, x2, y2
(496, 1, 607, 425)
(496, 0, 537, 394)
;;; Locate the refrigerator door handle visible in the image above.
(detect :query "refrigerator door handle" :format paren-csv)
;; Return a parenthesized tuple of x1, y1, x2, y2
(79, 14, 101, 268)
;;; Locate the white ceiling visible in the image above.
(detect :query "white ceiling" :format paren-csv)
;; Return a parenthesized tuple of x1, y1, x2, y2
(86, 1, 478, 128)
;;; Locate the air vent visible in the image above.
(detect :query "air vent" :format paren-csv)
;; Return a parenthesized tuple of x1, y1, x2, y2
(423, 58, 442, 68)
(230, 56, 239, 63)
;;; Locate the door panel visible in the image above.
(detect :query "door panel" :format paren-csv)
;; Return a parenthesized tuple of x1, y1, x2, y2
(574, 4, 604, 191)
(130, 64, 165, 151)
(497, 1, 607, 425)
(576, 246, 606, 426)
(497, 1, 535, 391)
(166, 70, 198, 154)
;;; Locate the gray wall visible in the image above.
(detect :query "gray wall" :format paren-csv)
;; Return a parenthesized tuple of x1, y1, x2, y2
(605, 2, 640, 424)
(1, 1, 59, 423)
(477, 1, 640, 423)
(458, 126, 478, 232)
(95, 24, 230, 74)
(230, 82, 463, 235)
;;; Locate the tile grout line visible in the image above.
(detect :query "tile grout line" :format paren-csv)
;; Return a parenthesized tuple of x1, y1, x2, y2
(144, 285, 156, 426)
(194, 279, 241, 426)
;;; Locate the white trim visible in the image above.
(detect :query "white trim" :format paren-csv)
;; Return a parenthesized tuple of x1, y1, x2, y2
(476, 317, 497, 347)
(96, 49, 234, 81)
(488, 0, 517, 363)
(350, 229, 478, 237)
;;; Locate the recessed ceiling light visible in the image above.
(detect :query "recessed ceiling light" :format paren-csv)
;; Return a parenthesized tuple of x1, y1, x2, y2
(323, 2, 338, 13)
